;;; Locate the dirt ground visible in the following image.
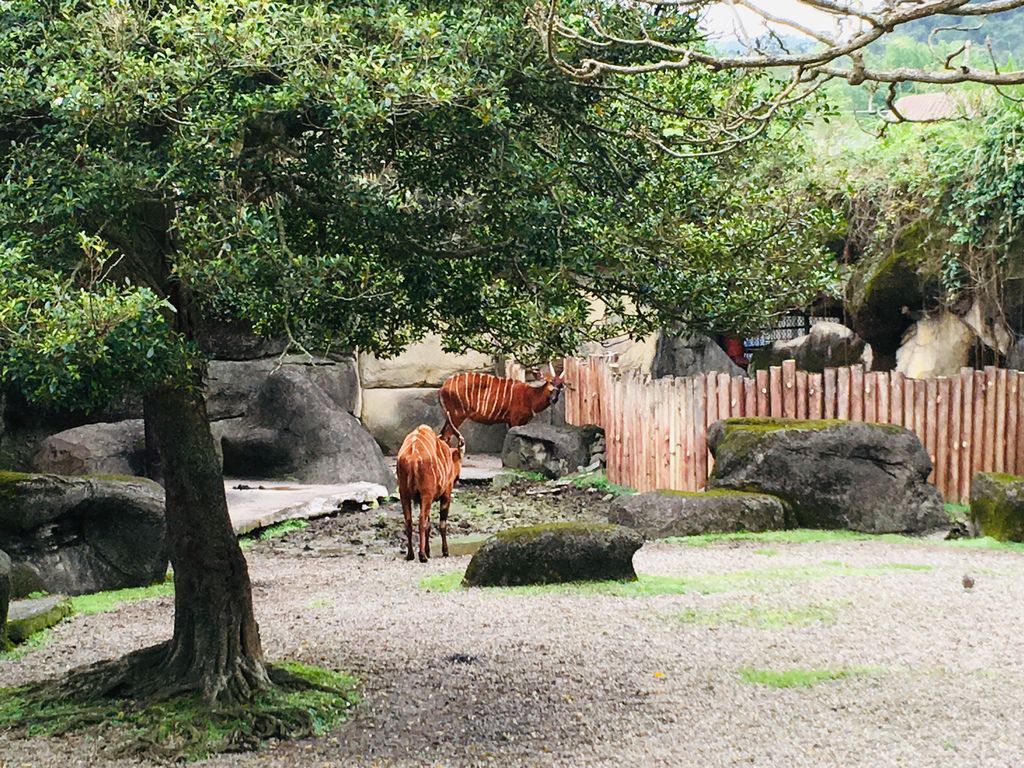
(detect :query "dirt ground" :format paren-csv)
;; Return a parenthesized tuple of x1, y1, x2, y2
(2, 478, 1024, 768)
(257, 475, 619, 559)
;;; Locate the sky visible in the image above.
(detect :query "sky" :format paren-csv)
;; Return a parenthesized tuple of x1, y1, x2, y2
(701, 1, 843, 40)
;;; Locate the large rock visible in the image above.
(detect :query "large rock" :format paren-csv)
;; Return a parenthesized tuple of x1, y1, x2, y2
(0, 549, 10, 647)
(501, 423, 604, 478)
(847, 225, 942, 370)
(0, 472, 167, 596)
(581, 333, 659, 375)
(206, 355, 360, 421)
(360, 388, 506, 454)
(750, 322, 869, 373)
(707, 418, 946, 533)
(463, 523, 643, 587)
(219, 368, 394, 488)
(6, 595, 73, 645)
(653, 332, 744, 378)
(31, 420, 146, 477)
(896, 312, 974, 379)
(359, 334, 494, 389)
(609, 490, 787, 538)
(970, 472, 1024, 541)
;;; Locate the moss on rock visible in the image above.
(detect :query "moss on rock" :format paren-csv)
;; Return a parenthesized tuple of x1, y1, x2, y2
(464, 523, 643, 587)
(970, 472, 1024, 542)
(5, 596, 73, 645)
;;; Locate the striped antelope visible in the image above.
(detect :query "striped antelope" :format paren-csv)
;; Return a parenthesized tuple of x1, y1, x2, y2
(396, 424, 465, 562)
(439, 365, 565, 440)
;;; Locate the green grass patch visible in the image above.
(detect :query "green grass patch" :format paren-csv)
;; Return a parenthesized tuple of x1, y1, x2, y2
(257, 518, 309, 540)
(240, 519, 309, 549)
(0, 662, 358, 761)
(679, 603, 840, 629)
(511, 469, 548, 482)
(667, 529, 877, 547)
(421, 560, 932, 597)
(937, 536, 1024, 552)
(738, 666, 877, 688)
(753, 548, 779, 557)
(944, 502, 970, 521)
(0, 629, 53, 661)
(566, 470, 634, 496)
(666, 528, 1024, 553)
(69, 579, 175, 616)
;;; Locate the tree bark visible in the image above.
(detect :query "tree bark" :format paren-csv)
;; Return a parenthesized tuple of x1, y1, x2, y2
(51, 379, 269, 706)
(143, 381, 269, 704)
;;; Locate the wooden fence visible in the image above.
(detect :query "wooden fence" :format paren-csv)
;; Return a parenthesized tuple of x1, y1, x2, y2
(563, 355, 1024, 503)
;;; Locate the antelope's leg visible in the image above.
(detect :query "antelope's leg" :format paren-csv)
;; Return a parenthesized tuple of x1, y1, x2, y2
(401, 492, 415, 561)
(419, 495, 432, 563)
(440, 495, 451, 558)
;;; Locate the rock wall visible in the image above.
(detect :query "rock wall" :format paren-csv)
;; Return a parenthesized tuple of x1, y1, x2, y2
(750, 322, 870, 373)
(895, 312, 974, 378)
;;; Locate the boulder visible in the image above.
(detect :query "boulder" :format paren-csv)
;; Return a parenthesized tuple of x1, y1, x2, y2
(582, 333, 659, 375)
(6, 595, 73, 645)
(750, 322, 869, 373)
(31, 420, 146, 477)
(609, 489, 787, 538)
(846, 225, 942, 370)
(0, 549, 10, 647)
(359, 334, 494, 389)
(463, 523, 643, 587)
(895, 312, 974, 379)
(360, 388, 507, 454)
(219, 368, 394, 488)
(707, 418, 947, 533)
(0, 472, 168, 596)
(653, 332, 744, 378)
(206, 355, 360, 421)
(501, 423, 604, 478)
(970, 472, 1024, 541)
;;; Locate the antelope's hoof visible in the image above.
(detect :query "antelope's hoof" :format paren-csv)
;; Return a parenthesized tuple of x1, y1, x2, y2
(419, 552, 429, 563)
(406, 551, 415, 561)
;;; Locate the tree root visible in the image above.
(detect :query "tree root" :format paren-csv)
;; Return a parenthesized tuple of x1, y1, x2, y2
(40, 640, 270, 709)
(3, 655, 357, 762)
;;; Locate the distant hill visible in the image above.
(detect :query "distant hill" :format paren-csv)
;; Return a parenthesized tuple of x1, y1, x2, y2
(896, 8, 1024, 59)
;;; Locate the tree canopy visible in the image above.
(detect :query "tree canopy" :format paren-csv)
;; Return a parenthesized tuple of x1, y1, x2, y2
(0, 0, 841, 416)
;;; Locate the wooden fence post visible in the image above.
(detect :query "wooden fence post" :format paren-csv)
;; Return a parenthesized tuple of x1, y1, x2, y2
(808, 373, 823, 419)
(769, 366, 783, 417)
(782, 360, 797, 417)
(824, 368, 837, 418)
(949, 374, 962, 503)
(936, 378, 950, 500)
(756, 369, 769, 416)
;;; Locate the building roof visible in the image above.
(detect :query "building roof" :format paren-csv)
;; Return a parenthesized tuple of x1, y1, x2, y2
(883, 92, 975, 123)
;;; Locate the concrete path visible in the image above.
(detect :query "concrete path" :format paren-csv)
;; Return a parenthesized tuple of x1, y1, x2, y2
(225, 480, 390, 535)
(226, 455, 503, 535)
(384, 453, 505, 483)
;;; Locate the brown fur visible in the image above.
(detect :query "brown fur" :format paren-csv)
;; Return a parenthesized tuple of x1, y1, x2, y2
(396, 425, 464, 562)
(439, 371, 563, 439)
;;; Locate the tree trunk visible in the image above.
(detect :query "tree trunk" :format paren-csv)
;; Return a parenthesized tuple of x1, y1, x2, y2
(52, 378, 269, 706)
(143, 380, 269, 704)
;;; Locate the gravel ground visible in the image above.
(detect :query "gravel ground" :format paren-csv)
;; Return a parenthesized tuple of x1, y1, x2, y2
(2, 536, 1024, 768)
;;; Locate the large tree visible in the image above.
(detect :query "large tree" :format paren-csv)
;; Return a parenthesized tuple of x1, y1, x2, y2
(0, 0, 834, 709)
